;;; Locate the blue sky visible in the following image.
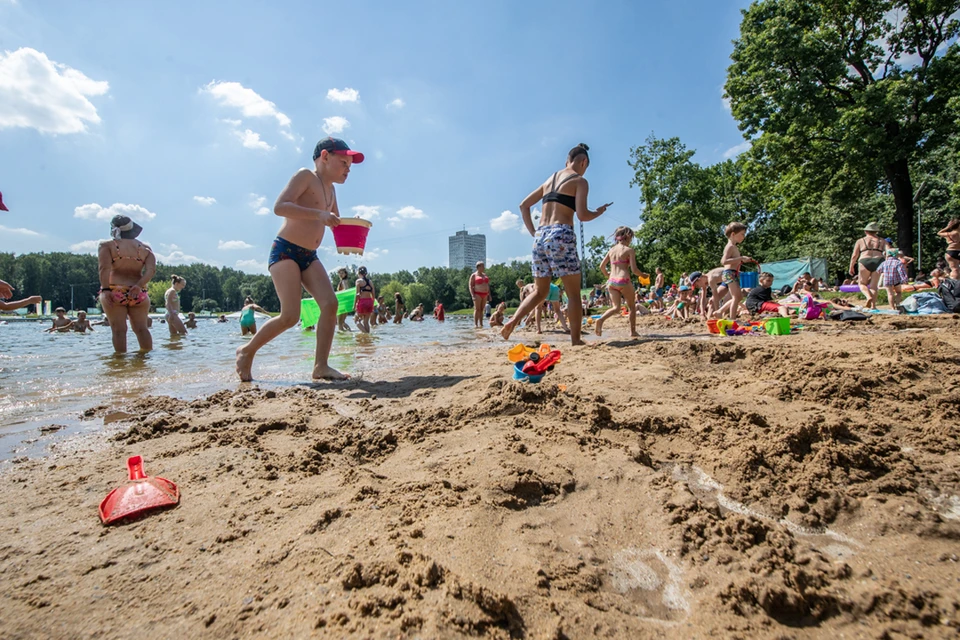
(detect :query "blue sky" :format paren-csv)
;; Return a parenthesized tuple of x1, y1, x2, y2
(0, 0, 751, 274)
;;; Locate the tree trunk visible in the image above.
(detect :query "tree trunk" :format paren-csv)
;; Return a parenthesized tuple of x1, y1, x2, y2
(884, 158, 915, 256)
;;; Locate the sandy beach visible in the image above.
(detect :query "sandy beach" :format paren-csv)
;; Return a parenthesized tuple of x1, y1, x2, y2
(1, 314, 958, 639)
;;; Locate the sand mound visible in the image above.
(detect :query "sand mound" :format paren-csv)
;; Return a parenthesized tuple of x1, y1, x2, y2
(1, 316, 959, 637)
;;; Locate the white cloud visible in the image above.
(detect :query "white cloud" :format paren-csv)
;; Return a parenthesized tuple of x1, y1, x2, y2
(0, 47, 109, 134)
(73, 202, 157, 223)
(394, 205, 426, 220)
(193, 196, 216, 206)
(201, 81, 291, 128)
(69, 240, 100, 253)
(235, 259, 269, 274)
(0, 224, 41, 237)
(387, 98, 405, 109)
(155, 250, 202, 266)
(218, 239, 253, 250)
(387, 205, 427, 228)
(327, 87, 359, 103)
(249, 193, 271, 216)
(490, 210, 520, 232)
(322, 116, 349, 135)
(219, 118, 242, 127)
(351, 205, 381, 220)
(233, 128, 273, 151)
(722, 141, 751, 160)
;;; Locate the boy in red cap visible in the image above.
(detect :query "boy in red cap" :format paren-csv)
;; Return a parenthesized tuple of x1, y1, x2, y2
(235, 137, 364, 382)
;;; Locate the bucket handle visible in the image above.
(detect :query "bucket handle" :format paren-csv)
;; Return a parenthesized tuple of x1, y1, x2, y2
(127, 456, 146, 480)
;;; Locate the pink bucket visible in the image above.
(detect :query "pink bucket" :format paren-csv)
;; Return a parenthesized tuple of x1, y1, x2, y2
(331, 218, 373, 255)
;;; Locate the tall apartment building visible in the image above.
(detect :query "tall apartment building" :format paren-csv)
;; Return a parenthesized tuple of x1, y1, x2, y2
(448, 230, 486, 269)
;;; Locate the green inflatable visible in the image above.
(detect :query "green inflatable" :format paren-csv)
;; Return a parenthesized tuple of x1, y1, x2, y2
(300, 289, 357, 329)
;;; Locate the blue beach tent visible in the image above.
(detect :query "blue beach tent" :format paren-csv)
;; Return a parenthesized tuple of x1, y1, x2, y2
(759, 257, 829, 289)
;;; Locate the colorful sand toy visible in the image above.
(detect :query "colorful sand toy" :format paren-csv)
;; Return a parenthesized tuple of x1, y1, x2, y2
(507, 343, 553, 363)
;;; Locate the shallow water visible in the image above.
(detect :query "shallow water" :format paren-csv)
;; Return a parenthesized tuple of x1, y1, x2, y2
(0, 316, 495, 460)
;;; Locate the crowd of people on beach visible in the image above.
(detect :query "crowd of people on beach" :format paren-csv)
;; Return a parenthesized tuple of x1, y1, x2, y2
(3, 138, 958, 383)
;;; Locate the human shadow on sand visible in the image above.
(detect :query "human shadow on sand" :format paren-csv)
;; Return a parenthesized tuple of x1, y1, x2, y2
(604, 333, 706, 348)
(306, 375, 479, 399)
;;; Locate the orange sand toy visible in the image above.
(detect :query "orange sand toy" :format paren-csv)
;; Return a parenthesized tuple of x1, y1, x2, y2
(507, 343, 555, 363)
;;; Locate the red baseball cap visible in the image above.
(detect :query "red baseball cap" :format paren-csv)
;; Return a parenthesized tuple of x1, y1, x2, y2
(0, 191, 8, 212)
(313, 137, 364, 164)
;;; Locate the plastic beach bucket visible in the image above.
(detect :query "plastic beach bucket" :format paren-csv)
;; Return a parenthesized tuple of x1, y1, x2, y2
(513, 361, 545, 384)
(764, 317, 791, 335)
(739, 271, 758, 290)
(706, 319, 720, 334)
(331, 218, 373, 255)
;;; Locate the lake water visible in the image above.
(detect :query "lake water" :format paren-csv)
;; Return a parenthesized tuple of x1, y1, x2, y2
(0, 316, 497, 461)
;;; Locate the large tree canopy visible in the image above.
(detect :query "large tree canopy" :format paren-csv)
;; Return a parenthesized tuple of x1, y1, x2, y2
(725, 0, 960, 255)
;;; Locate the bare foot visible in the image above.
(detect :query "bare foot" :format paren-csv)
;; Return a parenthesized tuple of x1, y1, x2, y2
(313, 365, 350, 380)
(235, 346, 253, 382)
(630, 332, 640, 338)
(594, 320, 603, 337)
(500, 323, 515, 341)
(571, 339, 586, 346)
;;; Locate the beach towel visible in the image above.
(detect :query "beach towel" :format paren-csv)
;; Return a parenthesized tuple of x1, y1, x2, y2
(829, 310, 868, 322)
(911, 292, 949, 315)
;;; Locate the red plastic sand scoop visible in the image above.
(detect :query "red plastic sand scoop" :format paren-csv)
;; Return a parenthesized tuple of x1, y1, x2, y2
(98, 456, 179, 524)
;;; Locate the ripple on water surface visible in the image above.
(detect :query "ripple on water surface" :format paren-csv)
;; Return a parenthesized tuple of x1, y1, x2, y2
(0, 316, 493, 460)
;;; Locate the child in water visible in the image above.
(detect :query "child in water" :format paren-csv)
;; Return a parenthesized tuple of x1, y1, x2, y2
(594, 226, 648, 337)
(235, 137, 363, 381)
(490, 302, 506, 327)
(46, 307, 74, 332)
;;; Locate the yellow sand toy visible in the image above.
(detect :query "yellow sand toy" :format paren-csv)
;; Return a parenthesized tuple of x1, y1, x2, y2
(638, 274, 651, 286)
(507, 343, 555, 363)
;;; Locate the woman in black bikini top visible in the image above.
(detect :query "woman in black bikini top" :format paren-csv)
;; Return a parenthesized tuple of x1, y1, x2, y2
(849, 222, 885, 309)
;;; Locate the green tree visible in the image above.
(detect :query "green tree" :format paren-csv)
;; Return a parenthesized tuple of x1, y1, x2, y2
(629, 135, 734, 278)
(725, 0, 960, 256)
(147, 281, 167, 309)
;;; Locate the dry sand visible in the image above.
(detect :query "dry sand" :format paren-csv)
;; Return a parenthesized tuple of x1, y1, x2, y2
(1, 313, 959, 639)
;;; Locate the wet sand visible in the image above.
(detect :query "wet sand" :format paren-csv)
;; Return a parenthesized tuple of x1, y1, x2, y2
(1, 313, 959, 638)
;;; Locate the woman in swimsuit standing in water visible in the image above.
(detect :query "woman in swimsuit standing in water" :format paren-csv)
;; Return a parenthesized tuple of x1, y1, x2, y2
(937, 218, 960, 280)
(354, 266, 375, 333)
(165, 275, 188, 336)
(501, 143, 611, 346)
(97, 215, 155, 353)
(469, 261, 490, 328)
(594, 226, 647, 337)
(849, 222, 886, 309)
